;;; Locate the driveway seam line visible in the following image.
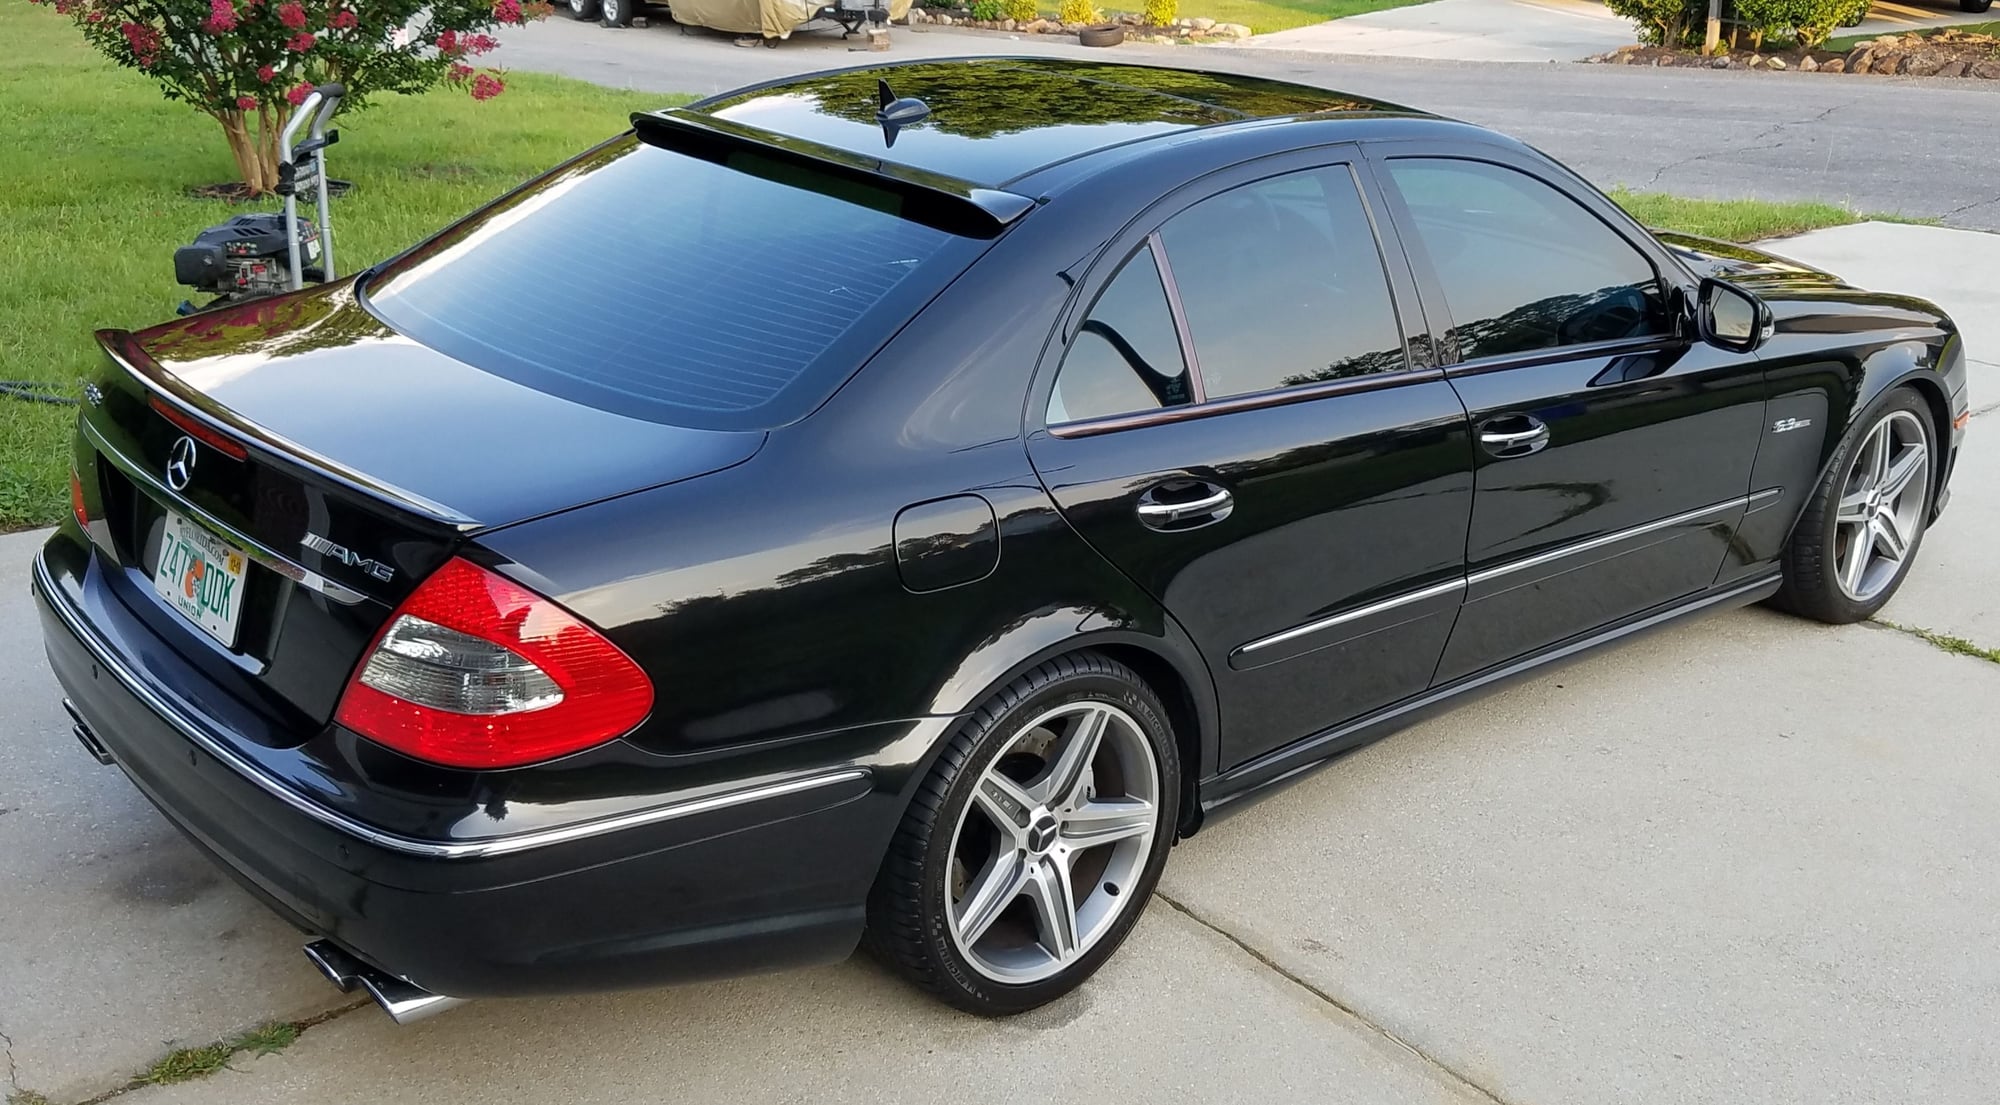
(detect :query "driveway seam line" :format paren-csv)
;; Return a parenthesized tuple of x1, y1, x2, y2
(1154, 891, 1521, 1105)
(53, 999, 372, 1105)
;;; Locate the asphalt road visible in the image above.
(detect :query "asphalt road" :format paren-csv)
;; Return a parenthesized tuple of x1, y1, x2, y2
(490, 18, 2000, 228)
(1, 223, 1995, 1105)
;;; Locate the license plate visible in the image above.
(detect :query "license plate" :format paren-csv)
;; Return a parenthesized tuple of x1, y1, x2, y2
(152, 511, 248, 648)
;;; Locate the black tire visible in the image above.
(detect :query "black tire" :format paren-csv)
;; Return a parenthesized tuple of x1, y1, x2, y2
(1962, 0, 1991, 13)
(600, 0, 633, 27)
(866, 652, 1181, 1016)
(1078, 23, 1124, 45)
(1771, 386, 1935, 624)
(568, 0, 601, 19)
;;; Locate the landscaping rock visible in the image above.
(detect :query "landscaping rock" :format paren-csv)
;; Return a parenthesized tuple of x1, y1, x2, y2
(1820, 56, 1844, 72)
(1798, 55, 1817, 71)
(1972, 58, 2000, 78)
(935, 12, 951, 23)
(1875, 52, 1904, 74)
(1190, 15, 1214, 29)
(1767, 55, 1785, 69)
(1848, 47, 1873, 72)
(1615, 42, 1643, 52)
(1936, 58, 1968, 77)
(1903, 53, 1944, 77)
(1710, 56, 1730, 67)
(1748, 54, 1763, 67)
(1610, 50, 1633, 63)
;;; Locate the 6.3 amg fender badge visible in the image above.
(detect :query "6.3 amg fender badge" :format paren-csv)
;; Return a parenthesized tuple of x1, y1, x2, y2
(301, 532, 396, 582)
(164, 436, 197, 491)
(1772, 417, 1813, 434)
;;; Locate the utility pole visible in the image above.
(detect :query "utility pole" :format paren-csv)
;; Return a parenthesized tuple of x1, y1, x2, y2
(1703, 0, 1722, 53)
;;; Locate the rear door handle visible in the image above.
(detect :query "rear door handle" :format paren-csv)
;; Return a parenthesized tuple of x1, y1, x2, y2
(1477, 415, 1551, 458)
(1137, 481, 1234, 530)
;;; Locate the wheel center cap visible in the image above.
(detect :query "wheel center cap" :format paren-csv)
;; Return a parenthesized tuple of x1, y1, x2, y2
(1027, 813, 1060, 854)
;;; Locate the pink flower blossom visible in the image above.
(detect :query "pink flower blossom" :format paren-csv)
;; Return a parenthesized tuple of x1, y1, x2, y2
(447, 61, 474, 83)
(277, 1, 306, 26)
(329, 8, 356, 28)
(470, 72, 504, 101)
(257, 63, 276, 81)
(286, 81, 314, 104)
(118, 21, 162, 65)
(492, 0, 523, 23)
(236, 95, 258, 110)
(86, 8, 106, 21)
(286, 30, 315, 50)
(462, 32, 499, 54)
(203, 0, 237, 32)
(436, 28, 458, 53)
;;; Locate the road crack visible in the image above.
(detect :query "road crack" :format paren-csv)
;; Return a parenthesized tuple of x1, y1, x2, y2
(1155, 891, 1522, 1105)
(1644, 100, 1856, 188)
(1868, 619, 2000, 665)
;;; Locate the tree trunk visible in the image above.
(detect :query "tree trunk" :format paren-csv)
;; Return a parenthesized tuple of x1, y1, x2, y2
(214, 109, 281, 196)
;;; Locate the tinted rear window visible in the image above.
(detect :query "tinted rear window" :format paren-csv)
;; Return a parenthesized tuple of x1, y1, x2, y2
(363, 136, 984, 430)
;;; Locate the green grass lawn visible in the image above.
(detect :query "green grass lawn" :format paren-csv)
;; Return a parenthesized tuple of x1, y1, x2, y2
(0, 3, 675, 528)
(0, 4, 1919, 530)
(1177, 0, 1433, 35)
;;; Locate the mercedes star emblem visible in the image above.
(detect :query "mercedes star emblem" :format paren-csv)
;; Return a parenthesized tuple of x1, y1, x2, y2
(165, 435, 198, 491)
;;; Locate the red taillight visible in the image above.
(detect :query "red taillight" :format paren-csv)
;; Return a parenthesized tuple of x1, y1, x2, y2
(334, 558, 653, 770)
(70, 469, 89, 527)
(150, 395, 248, 460)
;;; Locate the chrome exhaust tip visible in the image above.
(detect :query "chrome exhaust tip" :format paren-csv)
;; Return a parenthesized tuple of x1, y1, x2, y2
(303, 940, 466, 1024)
(63, 699, 115, 765)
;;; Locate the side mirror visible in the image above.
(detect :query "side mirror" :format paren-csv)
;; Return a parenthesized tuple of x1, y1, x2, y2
(1697, 278, 1771, 353)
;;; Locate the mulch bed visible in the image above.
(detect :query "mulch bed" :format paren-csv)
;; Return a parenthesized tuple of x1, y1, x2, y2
(1585, 27, 2000, 77)
(904, 6, 1252, 41)
(186, 179, 356, 201)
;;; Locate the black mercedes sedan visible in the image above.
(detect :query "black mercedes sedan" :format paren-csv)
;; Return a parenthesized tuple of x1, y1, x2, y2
(36, 59, 1970, 1022)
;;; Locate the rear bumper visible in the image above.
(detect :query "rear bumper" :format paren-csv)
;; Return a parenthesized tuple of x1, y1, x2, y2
(35, 538, 922, 999)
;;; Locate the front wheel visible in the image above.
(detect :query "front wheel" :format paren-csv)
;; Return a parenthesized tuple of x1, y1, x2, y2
(600, 0, 634, 26)
(1773, 387, 1934, 624)
(866, 653, 1180, 1015)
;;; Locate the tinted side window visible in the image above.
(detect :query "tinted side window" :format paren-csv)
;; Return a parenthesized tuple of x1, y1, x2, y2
(1384, 158, 1669, 362)
(1159, 166, 1406, 397)
(1049, 246, 1192, 424)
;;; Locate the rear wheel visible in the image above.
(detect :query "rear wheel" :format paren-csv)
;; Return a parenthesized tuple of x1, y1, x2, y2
(568, 0, 601, 19)
(1773, 388, 1934, 624)
(867, 653, 1179, 1015)
(600, 0, 633, 26)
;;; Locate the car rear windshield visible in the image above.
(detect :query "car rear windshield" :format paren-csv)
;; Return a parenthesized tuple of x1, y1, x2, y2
(362, 135, 986, 431)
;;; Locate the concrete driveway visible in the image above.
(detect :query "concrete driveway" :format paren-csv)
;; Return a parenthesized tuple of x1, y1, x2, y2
(2, 225, 1995, 1105)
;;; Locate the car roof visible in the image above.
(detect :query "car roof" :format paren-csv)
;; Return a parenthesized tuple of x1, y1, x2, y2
(686, 58, 1430, 189)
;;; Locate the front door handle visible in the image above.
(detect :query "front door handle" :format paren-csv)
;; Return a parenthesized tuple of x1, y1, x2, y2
(1477, 415, 1551, 458)
(1137, 481, 1234, 530)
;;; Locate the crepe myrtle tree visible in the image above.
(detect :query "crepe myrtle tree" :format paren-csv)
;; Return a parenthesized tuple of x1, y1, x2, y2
(31, 0, 549, 195)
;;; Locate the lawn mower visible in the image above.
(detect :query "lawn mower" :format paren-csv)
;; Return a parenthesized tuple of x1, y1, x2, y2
(173, 83, 345, 314)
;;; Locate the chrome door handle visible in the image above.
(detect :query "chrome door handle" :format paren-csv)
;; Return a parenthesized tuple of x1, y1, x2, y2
(1477, 416, 1551, 458)
(1137, 483, 1233, 529)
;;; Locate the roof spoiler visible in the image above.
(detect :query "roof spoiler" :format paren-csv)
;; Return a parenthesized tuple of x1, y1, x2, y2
(630, 109, 1035, 239)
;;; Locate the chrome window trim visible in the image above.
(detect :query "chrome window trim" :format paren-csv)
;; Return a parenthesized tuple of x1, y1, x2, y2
(36, 553, 868, 861)
(82, 418, 370, 606)
(1238, 577, 1465, 657)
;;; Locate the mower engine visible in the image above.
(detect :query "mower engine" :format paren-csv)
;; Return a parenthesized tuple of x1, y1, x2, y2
(173, 214, 323, 303)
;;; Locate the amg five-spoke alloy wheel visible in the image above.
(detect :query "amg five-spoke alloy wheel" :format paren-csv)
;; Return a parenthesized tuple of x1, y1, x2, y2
(868, 653, 1179, 1015)
(1776, 388, 1935, 623)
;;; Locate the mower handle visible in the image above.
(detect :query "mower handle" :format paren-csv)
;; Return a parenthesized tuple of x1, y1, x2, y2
(278, 83, 345, 291)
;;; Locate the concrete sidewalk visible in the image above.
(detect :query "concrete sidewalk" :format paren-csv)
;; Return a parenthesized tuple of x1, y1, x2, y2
(1, 222, 1993, 1105)
(1239, 0, 1635, 63)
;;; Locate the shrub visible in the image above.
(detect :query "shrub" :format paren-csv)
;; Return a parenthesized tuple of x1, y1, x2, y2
(30, 0, 548, 194)
(968, 0, 1002, 18)
(1141, 0, 1173, 24)
(1000, 0, 1036, 20)
(1736, 0, 1868, 47)
(1603, 0, 1705, 46)
(1056, 0, 1098, 22)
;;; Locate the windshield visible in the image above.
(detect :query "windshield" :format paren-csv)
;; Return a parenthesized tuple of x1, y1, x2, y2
(363, 135, 986, 430)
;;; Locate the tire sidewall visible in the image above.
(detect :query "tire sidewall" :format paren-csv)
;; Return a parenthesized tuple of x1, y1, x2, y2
(917, 669, 1179, 1014)
(1805, 387, 1935, 620)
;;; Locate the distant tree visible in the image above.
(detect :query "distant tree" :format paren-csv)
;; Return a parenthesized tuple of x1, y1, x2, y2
(28, 0, 547, 195)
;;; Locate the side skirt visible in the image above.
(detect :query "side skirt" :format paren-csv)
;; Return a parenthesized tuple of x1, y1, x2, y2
(1190, 570, 1783, 830)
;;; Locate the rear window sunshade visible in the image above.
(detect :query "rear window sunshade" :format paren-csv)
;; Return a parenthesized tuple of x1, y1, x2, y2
(361, 135, 992, 431)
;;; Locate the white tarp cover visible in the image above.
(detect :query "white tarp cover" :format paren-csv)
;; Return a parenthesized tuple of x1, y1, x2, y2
(669, 0, 911, 38)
